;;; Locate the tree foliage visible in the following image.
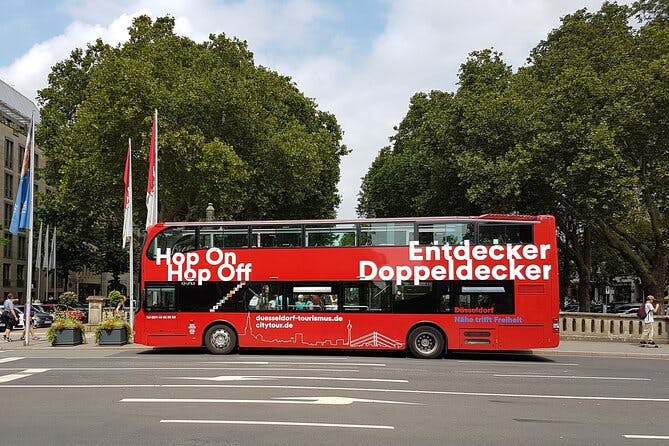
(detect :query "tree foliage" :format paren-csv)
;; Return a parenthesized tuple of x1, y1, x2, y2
(358, 2, 669, 304)
(37, 16, 347, 278)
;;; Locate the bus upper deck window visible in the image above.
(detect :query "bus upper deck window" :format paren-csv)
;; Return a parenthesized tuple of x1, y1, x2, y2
(359, 222, 414, 246)
(207, 226, 249, 248)
(478, 224, 533, 244)
(418, 223, 474, 245)
(251, 225, 303, 247)
(305, 223, 356, 247)
(147, 227, 198, 259)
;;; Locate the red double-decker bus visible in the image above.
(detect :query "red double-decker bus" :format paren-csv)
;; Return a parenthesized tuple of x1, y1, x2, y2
(133, 214, 559, 357)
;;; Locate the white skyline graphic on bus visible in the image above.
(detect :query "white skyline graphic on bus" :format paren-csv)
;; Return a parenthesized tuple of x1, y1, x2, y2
(240, 312, 404, 349)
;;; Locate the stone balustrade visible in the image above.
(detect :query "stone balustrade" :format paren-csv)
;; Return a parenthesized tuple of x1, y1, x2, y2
(560, 313, 668, 343)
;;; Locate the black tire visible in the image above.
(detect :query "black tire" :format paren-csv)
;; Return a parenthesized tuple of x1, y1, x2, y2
(408, 326, 445, 359)
(204, 324, 237, 354)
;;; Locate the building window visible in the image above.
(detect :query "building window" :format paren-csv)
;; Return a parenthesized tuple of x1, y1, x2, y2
(4, 203, 11, 228)
(18, 235, 27, 259)
(18, 145, 24, 168)
(4, 173, 13, 198)
(5, 139, 13, 169)
(16, 264, 24, 287)
(3, 232, 12, 258)
(2, 263, 10, 286)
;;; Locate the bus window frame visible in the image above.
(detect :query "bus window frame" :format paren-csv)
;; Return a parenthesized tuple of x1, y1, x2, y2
(144, 283, 177, 313)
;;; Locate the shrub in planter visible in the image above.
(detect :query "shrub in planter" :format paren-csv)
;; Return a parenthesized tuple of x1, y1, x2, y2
(107, 290, 123, 308)
(47, 314, 86, 346)
(95, 316, 132, 345)
(58, 291, 79, 307)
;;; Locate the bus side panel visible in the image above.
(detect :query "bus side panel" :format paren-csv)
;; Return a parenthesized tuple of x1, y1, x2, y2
(497, 325, 558, 349)
(237, 312, 414, 350)
(135, 311, 559, 351)
(137, 312, 451, 351)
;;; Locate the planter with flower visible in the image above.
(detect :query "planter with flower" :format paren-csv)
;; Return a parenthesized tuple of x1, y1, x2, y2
(46, 314, 86, 346)
(95, 316, 131, 345)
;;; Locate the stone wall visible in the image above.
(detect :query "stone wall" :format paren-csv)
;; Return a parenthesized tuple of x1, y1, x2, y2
(560, 313, 668, 343)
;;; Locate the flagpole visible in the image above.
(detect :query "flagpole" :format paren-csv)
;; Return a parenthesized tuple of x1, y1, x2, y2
(128, 138, 134, 331)
(154, 109, 158, 221)
(145, 109, 158, 229)
(52, 228, 56, 304)
(24, 116, 35, 346)
(36, 221, 42, 304)
(43, 225, 49, 302)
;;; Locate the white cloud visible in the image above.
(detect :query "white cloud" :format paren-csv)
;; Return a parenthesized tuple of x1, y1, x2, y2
(270, 0, 625, 218)
(0, 13, 141, 104)
(61, 0, 332, 48)
(1, 0, 626, 218)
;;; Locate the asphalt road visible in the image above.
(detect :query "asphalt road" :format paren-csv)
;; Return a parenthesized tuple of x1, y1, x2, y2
(0, 349, 666, 446)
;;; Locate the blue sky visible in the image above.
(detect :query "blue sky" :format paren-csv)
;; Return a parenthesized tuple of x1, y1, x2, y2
(0, 2, 69, 64)
(0, 0, 624, 218)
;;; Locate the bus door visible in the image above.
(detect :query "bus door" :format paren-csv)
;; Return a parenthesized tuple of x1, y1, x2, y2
(143, 284, 179, 341)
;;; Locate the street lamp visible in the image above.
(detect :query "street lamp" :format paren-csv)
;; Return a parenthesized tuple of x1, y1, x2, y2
(206, 203, 215, 221)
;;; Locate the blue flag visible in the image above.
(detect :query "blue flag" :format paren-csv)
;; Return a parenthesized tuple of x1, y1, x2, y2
(9, 118, 34, 235)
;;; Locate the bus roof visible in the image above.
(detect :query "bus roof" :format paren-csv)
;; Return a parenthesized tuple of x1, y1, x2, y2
(155, 214, 549, 228)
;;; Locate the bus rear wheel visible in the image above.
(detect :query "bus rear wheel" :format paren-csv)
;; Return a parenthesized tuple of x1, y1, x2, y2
(408, 326, 444, 359)
(205, 324, 237, 354)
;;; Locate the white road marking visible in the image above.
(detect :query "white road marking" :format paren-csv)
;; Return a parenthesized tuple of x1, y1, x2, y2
(23, 368, 49, 373)
(0, 374, 31, 383)
(494, 374, 651, 381)
(206, 361, 387, 367)
(173, 375, 408, 383)
(457, 360, 580, 366)
(184, 368, 361, 372)
(2, 383, 667, 403)
(0, 368, 48, 383)
(198, 361, 270, 365)
(0, 357, 24, 364)
(623, 434, 669, 440)
(121, 396, 420, 405)
(160, 419, 394, 430)
(0, 367, 358, 373)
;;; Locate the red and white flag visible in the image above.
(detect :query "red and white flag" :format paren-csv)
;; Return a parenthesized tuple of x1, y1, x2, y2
(122, 139, 133, 248)
(145, 110, 158, 230)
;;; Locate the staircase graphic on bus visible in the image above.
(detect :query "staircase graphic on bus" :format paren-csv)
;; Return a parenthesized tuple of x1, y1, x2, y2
(209, 282, 246, 312)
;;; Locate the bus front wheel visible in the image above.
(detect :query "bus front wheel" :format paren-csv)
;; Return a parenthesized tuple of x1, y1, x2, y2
(408, 326, 444, 359)
(205, 324, 237, 354)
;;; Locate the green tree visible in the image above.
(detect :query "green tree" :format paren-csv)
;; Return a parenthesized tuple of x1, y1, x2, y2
(359, 3, 669, 307)
(37, 16, 347, 278)
(507, 2, 669, 303)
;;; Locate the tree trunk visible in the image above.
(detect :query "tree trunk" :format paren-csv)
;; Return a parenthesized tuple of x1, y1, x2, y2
(564, 222, 593, 312)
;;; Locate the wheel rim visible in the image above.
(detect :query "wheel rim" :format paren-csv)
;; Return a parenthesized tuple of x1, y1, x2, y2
(211, 329, 231, 349)
(415, 332, 438, 356)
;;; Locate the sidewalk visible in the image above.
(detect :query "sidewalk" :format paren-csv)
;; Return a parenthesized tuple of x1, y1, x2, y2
(1, 328, 667, 358)
(531, 340, 668, 359)
(0, 330, 145, 350)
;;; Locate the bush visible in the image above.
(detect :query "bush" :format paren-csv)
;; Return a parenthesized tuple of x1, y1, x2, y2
(58, 291, 79, 306)
(46, 314, 86, 344)
(107, 290, 124, 307)
(94, 316, 132, 343)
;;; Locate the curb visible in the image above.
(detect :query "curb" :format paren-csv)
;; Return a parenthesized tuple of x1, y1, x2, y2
(530, 349, 668, 360)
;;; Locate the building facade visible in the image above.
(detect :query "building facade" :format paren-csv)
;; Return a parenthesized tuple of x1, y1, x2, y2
(0, 78, 53, 302)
